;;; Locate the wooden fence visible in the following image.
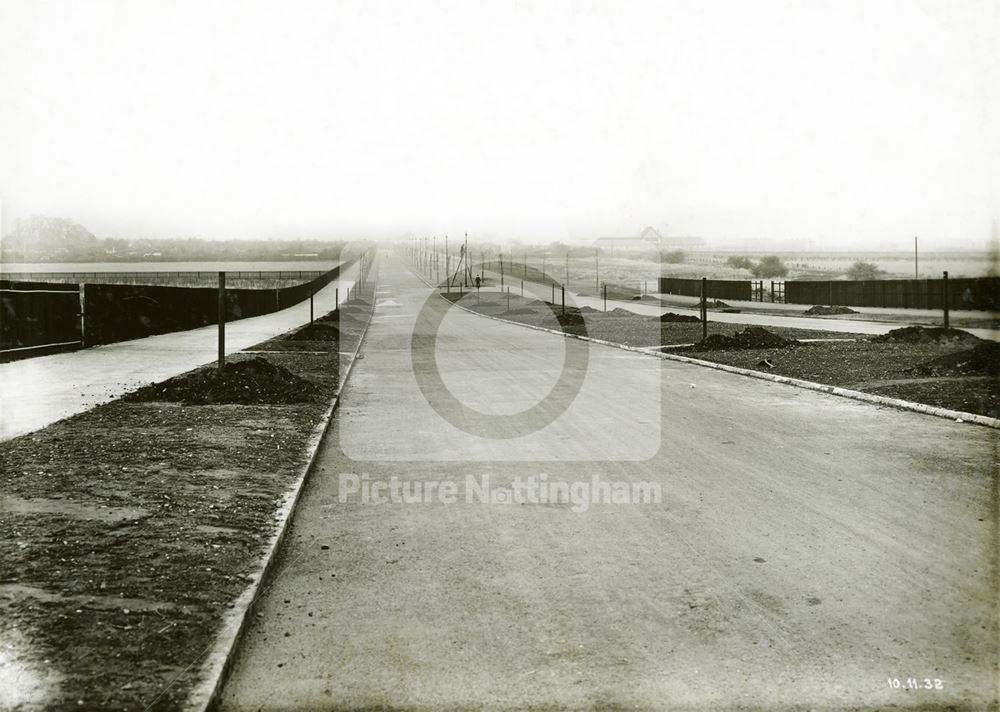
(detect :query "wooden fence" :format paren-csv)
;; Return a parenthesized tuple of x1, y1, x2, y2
(0, 261, 355, 358)
(784, 276, 998, 310)
(658, 277, 751, 301)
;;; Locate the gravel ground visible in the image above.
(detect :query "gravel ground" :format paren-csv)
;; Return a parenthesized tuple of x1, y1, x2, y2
(684, 340, 1000, 418)
(0, 292, 373, 710)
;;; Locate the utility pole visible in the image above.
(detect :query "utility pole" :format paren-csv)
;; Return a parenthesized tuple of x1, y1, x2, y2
(700, 277, 708, 341)
(218, 271, 226, 371)
(595, 248, 599, 293)
(943, 270, 950, 328)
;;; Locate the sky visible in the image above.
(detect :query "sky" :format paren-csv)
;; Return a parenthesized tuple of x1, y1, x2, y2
(0, 0, 997, 249)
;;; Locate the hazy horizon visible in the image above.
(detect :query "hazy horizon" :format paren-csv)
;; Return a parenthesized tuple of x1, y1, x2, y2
(1, 1, 997, 251)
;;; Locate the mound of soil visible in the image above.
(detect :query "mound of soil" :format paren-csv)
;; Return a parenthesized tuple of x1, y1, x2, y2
(556, 312, 586, 326)
(804, 305, 859, 316)
(706, 299, 730, 308)
(690, 326, 794, 351)
(871, 326, 980, 345)
(287, 322, 340, 341)
(319, 312, 364, 326)
(910, 342, 1000, 377)
(658, 312, 702, 323)
(605, 308, 639, 318)
(127, 357, 318, 404)
(579, 306, 601, 314)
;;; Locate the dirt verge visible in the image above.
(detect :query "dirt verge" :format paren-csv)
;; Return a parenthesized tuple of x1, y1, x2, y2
(0, 289, 375, 710)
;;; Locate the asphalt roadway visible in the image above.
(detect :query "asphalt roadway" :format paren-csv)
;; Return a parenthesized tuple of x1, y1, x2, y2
(218, 252, 998, 710)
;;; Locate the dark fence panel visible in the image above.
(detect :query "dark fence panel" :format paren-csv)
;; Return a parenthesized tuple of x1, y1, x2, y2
(785, 277, 999, 310)
(82, 260, 353, 346)
(658, 277, 751, 301)
(0, 280, 81, 352)
(5, 270, 329, 284)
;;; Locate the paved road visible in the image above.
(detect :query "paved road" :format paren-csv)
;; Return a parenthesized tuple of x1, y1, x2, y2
(0, 263, 360, 441)
(480, 270, 1000, 341)
(219, 252, 997, 710)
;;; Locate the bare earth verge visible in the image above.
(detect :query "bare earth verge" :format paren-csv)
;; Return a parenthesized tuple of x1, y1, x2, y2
(0, 296, 372, 711)
(441, 291, 860, 345)
(447, 292, 999, 419)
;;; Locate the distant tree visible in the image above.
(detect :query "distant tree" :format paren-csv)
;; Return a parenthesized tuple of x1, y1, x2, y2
(846, 260, 885, 280)
(726, 255, 754, 270)
(5, 215, 98, 260)
(660, 249, 686, 264)
(751, 255, 788, 278)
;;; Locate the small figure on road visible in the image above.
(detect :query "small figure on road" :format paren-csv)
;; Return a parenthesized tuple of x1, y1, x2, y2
(475, 276, 481, 289)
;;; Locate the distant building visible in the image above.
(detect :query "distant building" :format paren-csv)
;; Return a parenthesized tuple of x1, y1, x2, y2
(592, 227, 705, 255)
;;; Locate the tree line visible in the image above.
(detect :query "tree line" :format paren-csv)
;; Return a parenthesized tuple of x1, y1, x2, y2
(1, 216, 345, 262)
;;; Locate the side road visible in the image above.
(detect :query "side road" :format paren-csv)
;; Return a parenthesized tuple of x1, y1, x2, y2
(0, 262, 359, 440)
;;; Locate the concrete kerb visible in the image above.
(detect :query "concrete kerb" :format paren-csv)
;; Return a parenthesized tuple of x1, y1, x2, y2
(407, 260, 1000, 430)
(184, 264, 379, 712)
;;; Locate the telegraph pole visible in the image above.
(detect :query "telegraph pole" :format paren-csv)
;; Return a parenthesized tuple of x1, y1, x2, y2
(595, 248, 600, 293)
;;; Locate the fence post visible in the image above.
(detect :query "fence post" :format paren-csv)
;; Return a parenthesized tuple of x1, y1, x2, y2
(336, 287, 339, 308)
(521, 279, 524, 297)
(218, 271, 226, 371)
(310, 290, 314, 324)
(561, 285, 565, 316)
(78, 283, 86, 347)
(770, 280, 775, 303)
(943, 271, 949, 328)
(701, 277, 708, 341)
(551, 283, 555, 304)
(603, 282, 607, 312)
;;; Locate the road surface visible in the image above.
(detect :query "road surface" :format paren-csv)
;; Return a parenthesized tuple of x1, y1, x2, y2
(219, 252, 997, 710)
(0, 263, 361, 441)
